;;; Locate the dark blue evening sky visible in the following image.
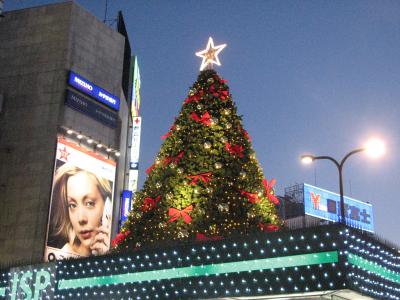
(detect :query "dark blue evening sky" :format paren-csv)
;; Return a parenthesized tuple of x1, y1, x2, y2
(6, 0, 400, 245)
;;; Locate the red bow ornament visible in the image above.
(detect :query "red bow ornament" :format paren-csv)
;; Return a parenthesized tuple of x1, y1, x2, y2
(191, 112, 212, 126)
(225, 142, 244, 158)
(184, 90, 204, 105)
(242, 129, 252, 141)
(189, 172, 212, 185)
(168, 205, 193, 224)
(196, 233, 223, 241)
(240, 190, 261, 204)
(258, 223, 280, 232)
(141, 195, 161, 212)
(262, 178, 279, 205)
(161, 124, 176, 139)
(146, 163, 156, 174)
(163, 151, 185, 166)
(184, 94, 199, 105)
(111, 230, 130, 248)
(219, 90, 229, 100)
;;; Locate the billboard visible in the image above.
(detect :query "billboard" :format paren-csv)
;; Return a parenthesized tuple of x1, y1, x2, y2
(44, 137, 116, 261)
(128, 117, 141, 192)
(304, 183, 374, 232)
(130, 56, 141, 118)
(68, 71, 120, 111)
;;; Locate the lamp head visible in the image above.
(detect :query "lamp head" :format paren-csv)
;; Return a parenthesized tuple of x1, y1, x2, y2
(364, 138, 385, 158)
(301, 155, 314, 164)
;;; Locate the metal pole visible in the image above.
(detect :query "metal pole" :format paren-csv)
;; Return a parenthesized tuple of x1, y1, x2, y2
(338, 164, 345, 224)
(311, 148, 365, 226)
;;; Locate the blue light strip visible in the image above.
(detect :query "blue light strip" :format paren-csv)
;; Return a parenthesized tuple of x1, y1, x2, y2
(57, 250, 338, 290)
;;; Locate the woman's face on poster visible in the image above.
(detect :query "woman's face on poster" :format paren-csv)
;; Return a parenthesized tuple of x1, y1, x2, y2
(66, 172, 105, 249)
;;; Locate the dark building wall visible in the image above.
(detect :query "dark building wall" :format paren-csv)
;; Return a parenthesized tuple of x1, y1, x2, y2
(0, 2, 128, 266)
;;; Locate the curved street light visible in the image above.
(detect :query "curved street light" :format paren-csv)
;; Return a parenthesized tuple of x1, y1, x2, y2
(301, 138, 385, 225)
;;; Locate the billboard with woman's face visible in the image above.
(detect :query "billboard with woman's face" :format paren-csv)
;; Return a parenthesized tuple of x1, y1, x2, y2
(44, 137, 116, 261)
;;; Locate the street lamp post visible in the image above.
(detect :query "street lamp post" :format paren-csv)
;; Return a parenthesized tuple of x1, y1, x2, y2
(301, 138, 385, 225)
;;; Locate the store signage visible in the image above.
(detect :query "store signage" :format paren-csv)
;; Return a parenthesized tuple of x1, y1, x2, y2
(120, 190, 132, 228)
(7, 263, 55, 300)
(303, 183, 374, 232)
(68, 71, 120, 111)
(65, 90, 117, 128)
(128, 117, 141, 192)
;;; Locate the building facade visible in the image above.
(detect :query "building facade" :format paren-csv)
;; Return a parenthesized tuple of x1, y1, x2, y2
(0, 2, 133, 266)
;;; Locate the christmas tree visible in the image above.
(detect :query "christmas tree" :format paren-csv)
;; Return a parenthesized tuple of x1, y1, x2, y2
(113, 38, 281, 251)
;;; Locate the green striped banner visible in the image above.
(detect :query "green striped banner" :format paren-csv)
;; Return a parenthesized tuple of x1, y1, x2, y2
(348, 253, 400, 284)
(58, 250, 338, 290)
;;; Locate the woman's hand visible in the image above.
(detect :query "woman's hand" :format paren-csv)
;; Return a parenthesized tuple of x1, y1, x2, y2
(90, 213, 111, 256)
(90, 226, 110, 255)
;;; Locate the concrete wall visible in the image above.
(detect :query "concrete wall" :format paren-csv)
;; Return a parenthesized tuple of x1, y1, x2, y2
(0, 1, 127, 266)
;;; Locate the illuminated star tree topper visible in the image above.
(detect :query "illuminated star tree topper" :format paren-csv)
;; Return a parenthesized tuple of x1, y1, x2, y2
(195, 37, 227, 71)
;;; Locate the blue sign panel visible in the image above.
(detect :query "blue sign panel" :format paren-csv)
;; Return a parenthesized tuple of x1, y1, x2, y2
(304, 183, 374, 232)
(65, 90, 117, 128)
(130, 162, 139, 170)
(120, 190, 132, 228)
(68, 71, 120, 110)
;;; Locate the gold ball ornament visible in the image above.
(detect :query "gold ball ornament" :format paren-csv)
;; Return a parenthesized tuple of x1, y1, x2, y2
(223, 108, 231, 115)
(177, 168, 184, 174)
(156, 182, 162, 188)
(209, 224, 217, 233)
(158, 222, 166, 229)
(166, 192, 173, 200)
(175, 124, 181, 131)
(225, 123, 232, 129)
(178, 229, 189, 238)
(204, 142, 212, 149)
(214, 162, 222, 169)
(240, 171, 247, 179)
(220, 136, 227, 143)
(189, 88, 197, 96)
(211, 117, 219, 125)
(247, 212, 256, 219)
(169, 162, 177, 169)
(207, 77, 214, 84)
(218, 203, 229, 212)
(197, 104, 203, 110)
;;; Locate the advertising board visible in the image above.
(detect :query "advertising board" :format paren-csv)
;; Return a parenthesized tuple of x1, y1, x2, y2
(304, 183, 374, 232)
(127, 117, 141, 193)
(44, 137, 116, 261)
(65, 90, 117, 128)
(68, 71, 120, 111)
(131, 56, 141, 118)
